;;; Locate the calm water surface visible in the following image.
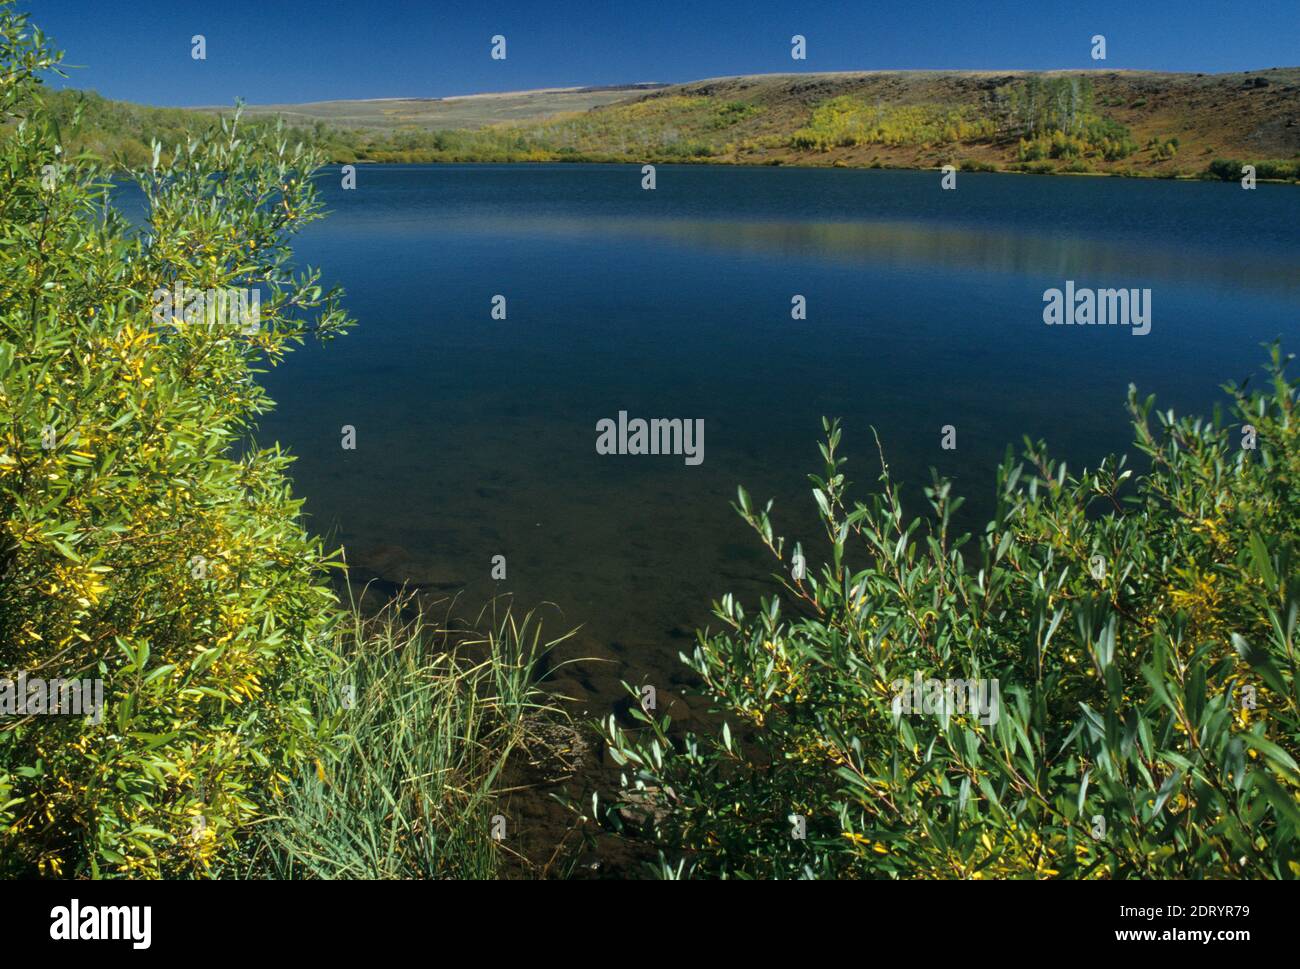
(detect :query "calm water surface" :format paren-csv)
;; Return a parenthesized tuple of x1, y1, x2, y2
(257, 164, 1300, 702)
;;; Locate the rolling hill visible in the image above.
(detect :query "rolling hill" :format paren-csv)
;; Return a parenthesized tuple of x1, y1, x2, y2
(40, 68, 1300, 179)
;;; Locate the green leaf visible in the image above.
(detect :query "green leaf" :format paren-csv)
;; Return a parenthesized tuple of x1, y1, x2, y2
(812, 488, 831, 520)
(1243, 733, 1300, 783)
(1256, 771, 1300, 827)
(1231, 633, 1288, 697)
(1248, 533, 1278, 588)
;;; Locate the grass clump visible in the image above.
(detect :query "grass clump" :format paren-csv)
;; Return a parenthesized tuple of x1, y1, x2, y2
(240, 593, 563, 880)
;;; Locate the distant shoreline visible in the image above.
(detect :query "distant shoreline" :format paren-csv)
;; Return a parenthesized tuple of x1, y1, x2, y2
(329, 155, 1299, 185)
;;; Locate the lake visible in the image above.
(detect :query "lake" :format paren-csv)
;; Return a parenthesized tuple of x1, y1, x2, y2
(257, 163, 1300, 707)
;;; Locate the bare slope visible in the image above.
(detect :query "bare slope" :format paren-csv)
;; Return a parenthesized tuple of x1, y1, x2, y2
(205, 84, 667, 131)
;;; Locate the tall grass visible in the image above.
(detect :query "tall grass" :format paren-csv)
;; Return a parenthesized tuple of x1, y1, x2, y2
(237, 590, 569, 879)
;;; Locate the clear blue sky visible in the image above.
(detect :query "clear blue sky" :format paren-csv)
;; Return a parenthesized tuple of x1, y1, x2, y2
(27, 0, 1298, 106)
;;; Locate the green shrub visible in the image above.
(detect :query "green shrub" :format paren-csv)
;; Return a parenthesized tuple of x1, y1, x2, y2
(1206, 158, 1300, 182)
(792, 97, 996, 152)
(1018, 125, 1135, 164)
(1256, 159, 1300, 181)
(1017, 137, 1048, 162)
(711, 101, 761, 129)
(1207, 158, 1246, 181)
(0, 5, 352, 876)
(1151, 138, 1179, 161)
(600, 347, 1300, 879)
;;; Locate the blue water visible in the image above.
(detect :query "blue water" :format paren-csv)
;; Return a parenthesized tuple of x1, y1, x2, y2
(256, 163, 1300, 698)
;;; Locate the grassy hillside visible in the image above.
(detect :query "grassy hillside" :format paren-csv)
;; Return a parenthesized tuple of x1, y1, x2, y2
(618, 69, 1300, 177)
(37, 68, 1300, 179)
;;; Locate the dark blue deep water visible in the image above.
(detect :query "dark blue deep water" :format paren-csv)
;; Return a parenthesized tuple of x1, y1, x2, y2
(256, 164, 1300, 696)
